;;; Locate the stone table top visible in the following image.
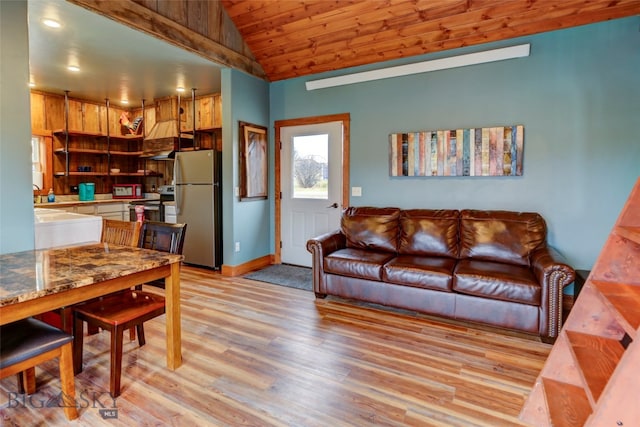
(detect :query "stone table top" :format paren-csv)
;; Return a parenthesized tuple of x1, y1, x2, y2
(0, 243, 183, 307)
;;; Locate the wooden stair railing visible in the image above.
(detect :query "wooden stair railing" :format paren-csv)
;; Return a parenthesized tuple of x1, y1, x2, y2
(520, 177, 640, 426)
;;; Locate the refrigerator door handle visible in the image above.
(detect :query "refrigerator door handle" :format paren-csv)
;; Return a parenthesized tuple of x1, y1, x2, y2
(174, 157, 181, 215)
(176, 188, 181, 215)
(174, 155, 181, 183)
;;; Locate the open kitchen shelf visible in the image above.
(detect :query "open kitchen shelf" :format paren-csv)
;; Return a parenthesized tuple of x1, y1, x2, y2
(41, 90, 221, 195)
(54, 172, 108, 177)
(54, 148, 143, 156)
(109, 150, 143, 156)
(53, 129, 143, 141)
(54, 147, 107, 155)
(53, 129, 105, 139)
(110, 171, 162, 177)
(51, 94, 158, 193)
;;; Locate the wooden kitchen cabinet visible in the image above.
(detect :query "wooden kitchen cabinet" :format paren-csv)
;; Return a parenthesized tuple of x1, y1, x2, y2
(32, 89, 220, 195)
(176, 93, 222, 132)
(67, 99, 83, 131)
(30, 92, 47, 132)
(155, 96, 178, 122)
(152, 93, 222, 152)
(179, 93, 222, 151)
(33, 91, 114, 135)
(44, 93, 65, 131)
(199, 93, 222, 129)
(124, 93, 221, 135)
(143, 105, 156, 138)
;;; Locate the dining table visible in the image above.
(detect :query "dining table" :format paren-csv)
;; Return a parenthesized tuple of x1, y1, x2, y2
(0, 242, 184, 375)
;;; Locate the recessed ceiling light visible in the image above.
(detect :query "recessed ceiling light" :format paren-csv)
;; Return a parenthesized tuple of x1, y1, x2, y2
(176, 87, 185, 93)
(42, 19, 61, 28)
(67, 65, 80, 72)
(28, 82, 36, 87)
(121, 100, 129, 105)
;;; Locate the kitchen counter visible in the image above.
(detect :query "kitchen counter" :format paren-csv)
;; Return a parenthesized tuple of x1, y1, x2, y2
(35, 194, 159, 208)
(34, 209, 102, 249)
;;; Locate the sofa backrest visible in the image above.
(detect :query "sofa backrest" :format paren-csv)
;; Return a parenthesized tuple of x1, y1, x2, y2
(341, 207, 400, 253)
(398, 209, 460, 258)
(459, 210, 547, 266)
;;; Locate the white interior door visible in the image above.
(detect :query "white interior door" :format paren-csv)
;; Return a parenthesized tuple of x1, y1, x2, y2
(281, 121, 343, 266)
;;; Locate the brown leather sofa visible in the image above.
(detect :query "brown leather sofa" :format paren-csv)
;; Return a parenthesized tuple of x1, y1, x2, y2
(306, 207, 575, 342)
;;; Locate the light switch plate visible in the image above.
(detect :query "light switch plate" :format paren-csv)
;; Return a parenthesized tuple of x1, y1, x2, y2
(352, 186, 362, 197)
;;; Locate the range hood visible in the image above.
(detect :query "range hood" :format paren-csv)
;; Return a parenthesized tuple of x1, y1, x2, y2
(141, 120, 194, 160)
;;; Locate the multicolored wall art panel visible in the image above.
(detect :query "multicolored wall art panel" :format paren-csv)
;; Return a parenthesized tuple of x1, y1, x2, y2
(389, 125, 524, 177)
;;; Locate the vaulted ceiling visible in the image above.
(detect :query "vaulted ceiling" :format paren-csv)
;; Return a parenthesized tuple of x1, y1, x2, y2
(31, 0, 639, 106)
(221, 0, 640, 82)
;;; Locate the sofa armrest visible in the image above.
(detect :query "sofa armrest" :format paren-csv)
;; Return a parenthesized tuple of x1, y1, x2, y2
(306, 230, 346, 296)
(306, 230, 346, 257)
(531, 247, 576, 340)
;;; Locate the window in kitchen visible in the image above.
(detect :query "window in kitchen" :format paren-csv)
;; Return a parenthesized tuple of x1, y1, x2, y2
(31, 135, 46, 190)
(31, 136, 42, 172)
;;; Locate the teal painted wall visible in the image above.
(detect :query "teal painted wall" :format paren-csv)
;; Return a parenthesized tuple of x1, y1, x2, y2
(222, 69, 271, 266)
(0, 1, 35, 254)
(270, 17, 640, 270)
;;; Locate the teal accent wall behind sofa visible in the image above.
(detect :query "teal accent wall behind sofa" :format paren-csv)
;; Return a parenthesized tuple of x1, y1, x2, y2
(270, 17, 640, 270)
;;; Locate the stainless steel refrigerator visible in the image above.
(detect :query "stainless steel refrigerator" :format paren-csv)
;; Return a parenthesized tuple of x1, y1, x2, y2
(175, 150, 222, 269)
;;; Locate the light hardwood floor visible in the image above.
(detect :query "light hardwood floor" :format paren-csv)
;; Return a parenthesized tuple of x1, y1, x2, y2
(0, 266, 550, 426)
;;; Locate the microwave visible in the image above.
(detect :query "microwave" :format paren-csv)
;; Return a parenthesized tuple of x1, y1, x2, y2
(112, 183, 142, 199)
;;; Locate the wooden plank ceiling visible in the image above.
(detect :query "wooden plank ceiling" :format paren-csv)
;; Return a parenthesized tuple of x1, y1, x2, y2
(221, 0, 640, 82)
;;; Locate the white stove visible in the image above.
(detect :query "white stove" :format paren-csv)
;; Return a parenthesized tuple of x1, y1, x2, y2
(127, 185, 176, 222)
(163, 201, 177, 224)
(159, 185, 176, 223)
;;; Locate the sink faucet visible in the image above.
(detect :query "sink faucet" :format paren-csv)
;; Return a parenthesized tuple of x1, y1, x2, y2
(33, 184, 41, 204)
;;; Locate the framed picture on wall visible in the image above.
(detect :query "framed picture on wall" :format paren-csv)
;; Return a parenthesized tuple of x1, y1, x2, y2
(389, 125, 524, 177)
(239, 121, 268, 200)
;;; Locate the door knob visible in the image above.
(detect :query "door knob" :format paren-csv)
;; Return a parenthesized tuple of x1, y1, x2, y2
(327, 202, 339, 208)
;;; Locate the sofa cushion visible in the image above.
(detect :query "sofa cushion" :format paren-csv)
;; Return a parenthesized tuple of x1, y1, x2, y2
(453, 259, 540, 306)
(341, 207, 400, 253)
(459, 210, 546, 266)
(398, 209, 459, 258)
(383, 255, 456, 292)
(325, 248, 395, 281)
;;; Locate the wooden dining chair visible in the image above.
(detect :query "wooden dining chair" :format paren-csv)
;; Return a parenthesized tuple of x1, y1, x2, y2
(73, 290, 165, 397)
(126, 221, 187, 339)
(37, 219, 142, 334)
(101, 218, 141, 247)
(1, 318, 79, 420)
(72, 221, 186, 397)
(81, 219, 142, 337)
(136, 221, 188, 289)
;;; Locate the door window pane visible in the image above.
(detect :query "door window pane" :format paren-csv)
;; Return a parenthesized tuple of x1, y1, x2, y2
(292, 134, 328, 199)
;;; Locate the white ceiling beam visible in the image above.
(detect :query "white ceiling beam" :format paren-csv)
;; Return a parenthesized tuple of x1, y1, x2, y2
(305, 44, 530, 91)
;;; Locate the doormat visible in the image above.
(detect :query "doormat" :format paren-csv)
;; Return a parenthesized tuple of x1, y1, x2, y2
(244, 264, 312, 292)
